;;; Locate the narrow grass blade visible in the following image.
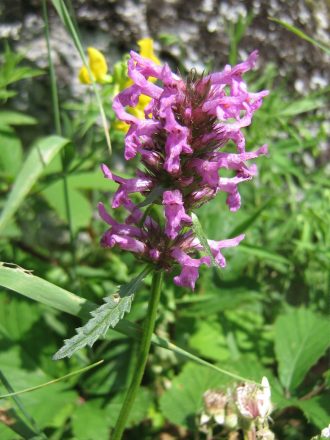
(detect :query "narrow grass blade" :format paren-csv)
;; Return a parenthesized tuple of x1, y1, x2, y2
(228, 197, 275, 238)
(50, 0, 112, 154)
(0, 361, 103, 399)
(0, 262, 256, 384)
(0, 262, 93, 318)
(269, 18, 330, 55)
(0, 135, 69, 232)
(42, 0, 77, 279)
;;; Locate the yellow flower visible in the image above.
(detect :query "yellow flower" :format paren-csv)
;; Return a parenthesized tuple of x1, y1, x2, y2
(114, 38, 160, 133)
(78, 47, 108, 84)
(137, 38, 161, 65)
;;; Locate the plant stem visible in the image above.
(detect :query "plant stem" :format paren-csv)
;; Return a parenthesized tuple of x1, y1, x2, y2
(112, 270, 164, 440)
(42, 0, 77, 281)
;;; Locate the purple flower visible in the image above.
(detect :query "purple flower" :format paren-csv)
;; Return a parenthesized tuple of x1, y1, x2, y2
(99, 50, 268, 290)
(162, 190, 191, 240)
(171, 248, 211, 290)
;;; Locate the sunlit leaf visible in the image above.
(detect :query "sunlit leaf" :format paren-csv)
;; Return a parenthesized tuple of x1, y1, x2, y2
(275, 308, 330, 392)
(0, 135, 69, 232)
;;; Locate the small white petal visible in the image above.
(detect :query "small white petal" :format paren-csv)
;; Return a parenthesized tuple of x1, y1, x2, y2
(200, 413, 210, 425)
(214, 414, 225, 425)
(321, 425, 330, 438)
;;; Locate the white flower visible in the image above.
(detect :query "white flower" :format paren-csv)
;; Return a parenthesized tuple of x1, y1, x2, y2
(236, 376, 272, 420)
(321, 425, 330, 439)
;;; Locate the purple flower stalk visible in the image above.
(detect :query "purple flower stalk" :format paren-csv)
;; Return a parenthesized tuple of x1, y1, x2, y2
(99, 51, 268, 290)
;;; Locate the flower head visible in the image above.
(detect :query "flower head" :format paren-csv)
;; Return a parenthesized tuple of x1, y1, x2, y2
(100, 50, 268, 290)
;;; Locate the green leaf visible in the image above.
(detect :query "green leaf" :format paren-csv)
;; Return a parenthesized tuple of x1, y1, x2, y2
(0, 262, 94, 319)
(0, 135, 69, 232)
(0, 296, 41, 341)
(0, 111, 37, 127)
(189, 319, 230, 362)
(160, 362, 230, 429)
(0, 348, 77, 431)
(274, 308, 330, 392)
(278, 97, 325, 117)
(106, 387, 152, 428)
(238, 243, 291, 272)
(295, 395, 330, 429)
(137, 185, 164, 208)
(42, 180, 92, 232)
(0, 370, 47, 439)
(177, 290, 261, 317)
(191, 212, 218, 267)
(0, 262, 255, 384)
(72, 400, 110, 440)
(0, 125, 23, 176)
(228, 197, 275, 238)
(67, 170, 117, 191)
(53, 266, 152, 359)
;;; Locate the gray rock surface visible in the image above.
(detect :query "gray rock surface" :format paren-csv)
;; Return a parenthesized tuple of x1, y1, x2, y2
(1, 0, 329, 94)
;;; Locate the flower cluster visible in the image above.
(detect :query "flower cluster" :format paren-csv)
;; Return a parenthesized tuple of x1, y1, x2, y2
(200, 377, 274, 439)
(99, 48, 268, 289)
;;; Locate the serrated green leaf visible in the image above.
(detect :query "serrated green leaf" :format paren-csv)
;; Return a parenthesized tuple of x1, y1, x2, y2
(0, 262, 254, 384)
(53, 266, 152, 359)
(191, 212, 218, 267)
(53, 296, 134, 360)
(275, 308, 330, 392)
(0, 135, 69, 232)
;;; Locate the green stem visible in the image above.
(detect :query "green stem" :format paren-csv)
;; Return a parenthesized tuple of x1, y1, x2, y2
(42, 0, 77, 280)
(112, 270, 164, 440)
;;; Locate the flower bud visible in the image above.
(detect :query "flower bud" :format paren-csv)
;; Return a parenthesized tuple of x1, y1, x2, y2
(201, 390, 227, 425)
